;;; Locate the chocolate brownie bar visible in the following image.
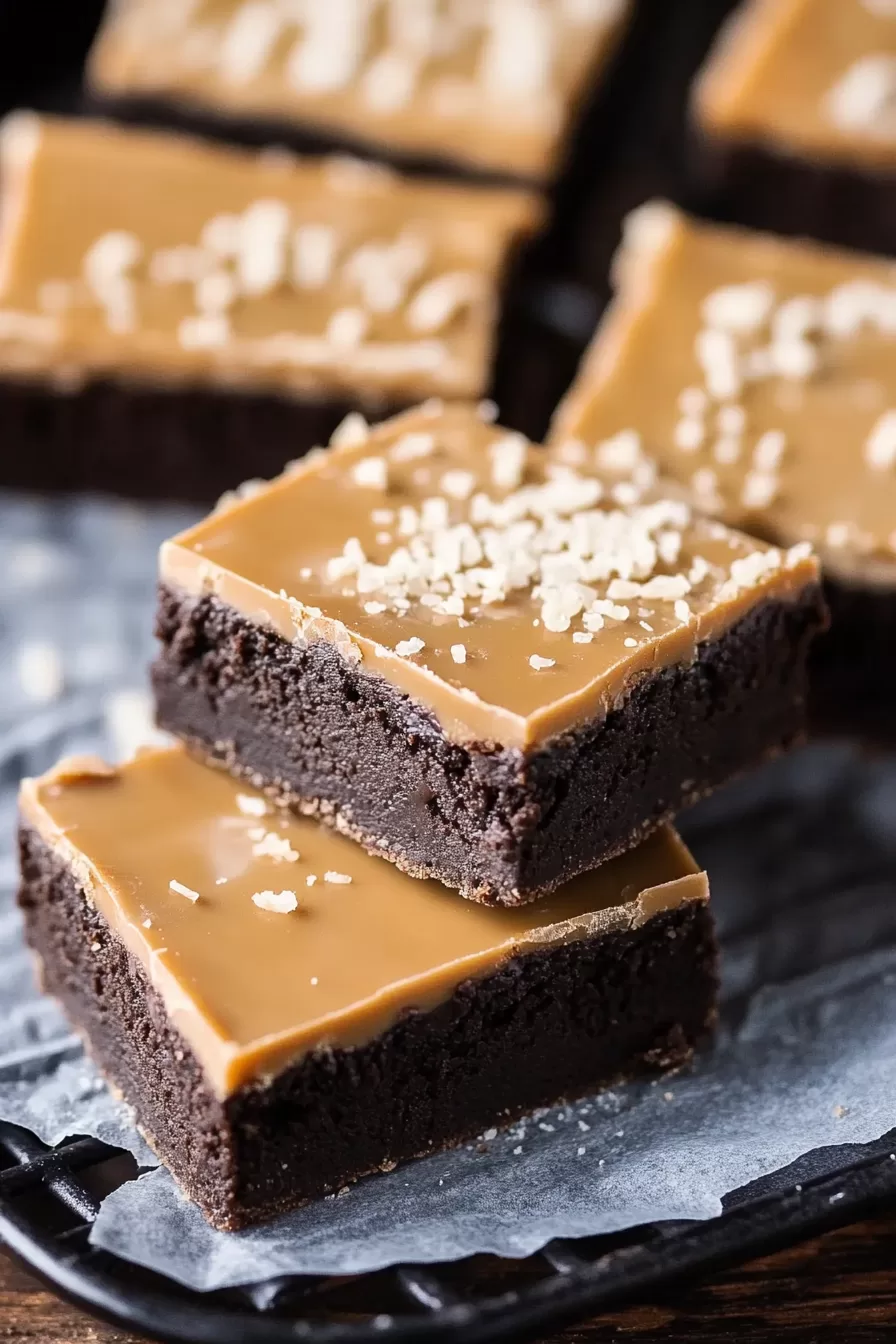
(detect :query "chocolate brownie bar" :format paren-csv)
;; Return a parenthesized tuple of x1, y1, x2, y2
(85, 0, 633, 187)
(0, 113, 538, 501)
(551, 202, 895, 740)
(689, 0, 896, 256)
(18, 747, 717, 1231)
(153, 401, 825, 905)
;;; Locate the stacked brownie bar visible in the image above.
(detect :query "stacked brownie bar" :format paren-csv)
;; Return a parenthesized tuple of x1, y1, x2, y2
(18, 398, 826, 1230)
(690, 0, 896, 256)
(19, 748, 716, 1231)
(155, 400, 824, 902)
(0, 113, 538, 500)
(551, 202, 896, 739)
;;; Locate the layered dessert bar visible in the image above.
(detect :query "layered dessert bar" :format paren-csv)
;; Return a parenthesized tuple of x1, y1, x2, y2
(85, 0, 632, 186)
(18, 747, 717, 1231)
(691, 0, 896, 255)
(0, 114, 538, 501)
(551, 203, 894, 739)
(154, 401, 825, 905)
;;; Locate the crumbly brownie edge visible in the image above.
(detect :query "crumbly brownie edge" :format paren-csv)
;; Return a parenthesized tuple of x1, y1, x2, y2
(17, 823, 717, 1232)
(688, 129, 896, 260)
(152, 580, 827, 905)
(810, 575, 896, 745)
(0, 375, 406, 505)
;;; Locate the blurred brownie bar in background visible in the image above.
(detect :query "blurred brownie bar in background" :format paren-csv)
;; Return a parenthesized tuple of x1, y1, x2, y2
(18, 747, 717, 1231)
(552, 203, 895, 740)
(691, 0, 896, 256)
(154, 400, 823, 905)
(0, 114, 538, 501)
(85, 0, 633, 187)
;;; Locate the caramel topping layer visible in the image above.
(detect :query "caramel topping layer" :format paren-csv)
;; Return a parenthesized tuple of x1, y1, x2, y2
(88, 0, 630, 182)
(0, 115, 538, 400)
(552, 204, 896, 588)
(696, 0, 896, 169)
(160, 401, 819, 750)
(20, 747, 708, 1098)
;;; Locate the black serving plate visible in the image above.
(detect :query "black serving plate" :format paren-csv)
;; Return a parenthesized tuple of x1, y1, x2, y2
(3, 737, 896, 1343)
(3, 1117, 896, 1344)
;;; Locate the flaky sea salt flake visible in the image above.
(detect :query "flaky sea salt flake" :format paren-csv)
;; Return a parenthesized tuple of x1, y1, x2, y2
(595, 429, 642, 472)
(701, 280, 774, 335)
(236, 793, 268, 817)
(170, 879, 199, 903)
(252, 889, 299, 913)
(330, 412, 368, 448)
(395, 637, 425, 657)
(252, 832, 300, 863)
(865, 409, 896, 470)
(489, 433, 527, 491)
(352, 456, 388, 490)
(441, 469, 476, 500)
(390, 431, 434, 461)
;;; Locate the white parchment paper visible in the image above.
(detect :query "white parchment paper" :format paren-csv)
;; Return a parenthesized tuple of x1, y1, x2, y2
(1, 494, 895, 1291)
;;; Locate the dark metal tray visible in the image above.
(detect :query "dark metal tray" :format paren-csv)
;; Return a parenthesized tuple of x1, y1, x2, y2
(3, 1118, 896, 1344)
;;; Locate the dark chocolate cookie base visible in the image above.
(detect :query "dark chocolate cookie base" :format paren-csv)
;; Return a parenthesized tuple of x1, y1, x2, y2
(18, 824, 717, 1232)
(689, 130, 896, 260)
(810, 575, 896, 746)
(0, 374, 404, 505)
(153, 582, 826, 905)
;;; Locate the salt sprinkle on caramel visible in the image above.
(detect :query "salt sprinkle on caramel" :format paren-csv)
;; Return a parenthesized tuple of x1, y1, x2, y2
(236, 793, 268, 817)
(170, 879, 200, 903)
(252, 889, 299, 913)
(317, 412, 788, 674)
(251, 832, 300, 863)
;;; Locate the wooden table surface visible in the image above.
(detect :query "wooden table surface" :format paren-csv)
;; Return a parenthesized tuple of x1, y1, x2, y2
(4, 1213, 896, 1343)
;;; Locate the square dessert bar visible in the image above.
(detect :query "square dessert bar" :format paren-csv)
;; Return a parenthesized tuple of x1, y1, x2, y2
(154, 401, 825, 905)
(552, 203, 896, 740)
(18, 747, 717, 1231)
(86, 0, 632, 186)
(0, 114, 538, 502)
(691, 0, 896, 256)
